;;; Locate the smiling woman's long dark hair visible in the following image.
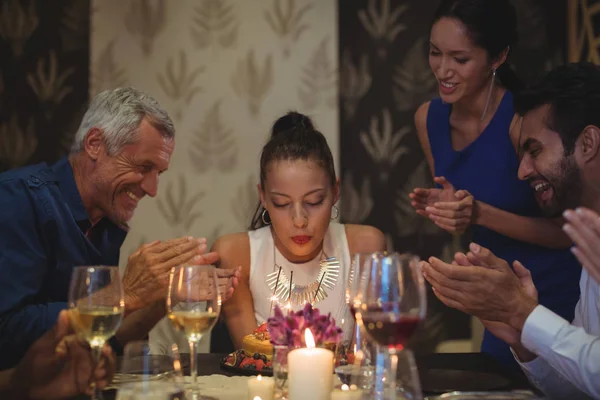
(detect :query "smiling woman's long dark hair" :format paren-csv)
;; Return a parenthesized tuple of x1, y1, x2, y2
(433, 0, 524, 94)
(249, 112, 336, 230)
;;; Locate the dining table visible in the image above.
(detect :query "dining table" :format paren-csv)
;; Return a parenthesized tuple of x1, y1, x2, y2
(87, 351, 539, 400)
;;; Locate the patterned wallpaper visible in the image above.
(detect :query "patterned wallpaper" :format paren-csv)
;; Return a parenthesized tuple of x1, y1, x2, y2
(91, 0, 338, 352)
(568, 0, 600, 63)
(0, 0, 89, 172)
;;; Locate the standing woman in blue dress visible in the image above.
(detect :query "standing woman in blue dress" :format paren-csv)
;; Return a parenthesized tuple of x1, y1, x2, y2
(411, 0, 581, 368)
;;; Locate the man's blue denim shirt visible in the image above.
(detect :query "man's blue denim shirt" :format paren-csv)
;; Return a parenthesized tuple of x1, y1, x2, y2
(0, 156, 127, 369)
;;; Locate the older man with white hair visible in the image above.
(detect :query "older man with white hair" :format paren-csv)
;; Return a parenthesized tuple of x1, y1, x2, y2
(0, 87, 239, 369)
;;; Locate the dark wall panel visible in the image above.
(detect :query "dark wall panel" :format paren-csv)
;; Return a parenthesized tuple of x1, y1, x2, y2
(0, 0, 89, 172)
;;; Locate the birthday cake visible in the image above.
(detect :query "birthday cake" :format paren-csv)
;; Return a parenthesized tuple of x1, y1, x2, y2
(221, 323, 273, 373)
(242, 322, 273, 358)
(221, 304, 347, 375)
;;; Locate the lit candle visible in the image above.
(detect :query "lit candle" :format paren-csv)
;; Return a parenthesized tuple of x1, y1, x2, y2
(330, 384, 363, 400)
(247, 375, 274, 400)
(287, 328, 334, 400)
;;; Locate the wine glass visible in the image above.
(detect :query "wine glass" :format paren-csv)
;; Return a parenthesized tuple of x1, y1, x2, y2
(272, 344, 295, 400)
(357, 253, 426, 399)
(344, 253, 386, 394)
(116, 341, 184, 400)
(68, 266, 125, 400)
(167, 265, 221, 394)
(346, 253, 378, 360)
(116, 341, 184, 385)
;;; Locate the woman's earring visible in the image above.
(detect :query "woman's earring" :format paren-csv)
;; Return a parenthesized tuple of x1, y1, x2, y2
(331, 205, 339, 220)
(261, 209, 271, 225)
(481, 68, 496, 122)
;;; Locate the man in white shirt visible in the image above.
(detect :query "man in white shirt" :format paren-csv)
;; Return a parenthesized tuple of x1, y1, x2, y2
(566, 207, 600, 284)
(421, 62, 600, 399)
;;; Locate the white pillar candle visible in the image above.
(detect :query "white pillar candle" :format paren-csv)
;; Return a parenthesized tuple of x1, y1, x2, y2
(247, 375, 274, 400)
(330, 384, 363, 400)
(287, 329, 334, 400)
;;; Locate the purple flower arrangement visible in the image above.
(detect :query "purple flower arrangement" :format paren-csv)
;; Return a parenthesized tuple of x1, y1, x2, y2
(267, 303, 343, 348)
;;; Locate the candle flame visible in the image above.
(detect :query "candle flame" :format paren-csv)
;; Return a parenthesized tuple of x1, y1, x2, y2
(304, 328, 315, 349)
(356, 349, 364, 363)
(341, 384, 349, 391)
(253, 397, 262, 400)
(257, 374, 262, 381)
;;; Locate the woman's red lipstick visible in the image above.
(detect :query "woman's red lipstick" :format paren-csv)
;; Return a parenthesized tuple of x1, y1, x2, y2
(291, 236, 311, 245)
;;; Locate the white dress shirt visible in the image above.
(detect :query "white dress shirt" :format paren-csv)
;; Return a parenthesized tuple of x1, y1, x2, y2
(516, 269, 600, 399)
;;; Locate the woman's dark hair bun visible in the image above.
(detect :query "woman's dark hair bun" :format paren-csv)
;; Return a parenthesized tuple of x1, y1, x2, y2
(250, 110, 335, 230)
(270, 111, 315, 137)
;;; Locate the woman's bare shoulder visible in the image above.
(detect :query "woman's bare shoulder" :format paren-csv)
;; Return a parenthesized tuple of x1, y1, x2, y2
(344, 224, 386, 254)
(211, 232, 250, 269)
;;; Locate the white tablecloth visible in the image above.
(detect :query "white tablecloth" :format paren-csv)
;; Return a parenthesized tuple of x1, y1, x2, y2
(189, 375, 253, 399)
(112, 374, 343, 399)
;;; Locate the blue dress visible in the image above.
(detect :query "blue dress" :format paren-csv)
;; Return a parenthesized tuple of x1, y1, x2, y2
(426, 91, 581, 369)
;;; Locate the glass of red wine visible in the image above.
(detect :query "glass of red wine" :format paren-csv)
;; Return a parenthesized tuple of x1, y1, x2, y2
(356, 252, 426, 399)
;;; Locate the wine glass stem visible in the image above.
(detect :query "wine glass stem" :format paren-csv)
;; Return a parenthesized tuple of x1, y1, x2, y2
(374, 347, 386, 399)
(91, 344, 103, 364)
(353, 323, 362, 353)
(90, 344, 104, 400)
(189, 339, 198, 386)
(389, 350, 398, 399)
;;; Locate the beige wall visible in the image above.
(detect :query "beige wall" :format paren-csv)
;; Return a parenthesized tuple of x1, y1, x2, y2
(91, 0, 338, 351)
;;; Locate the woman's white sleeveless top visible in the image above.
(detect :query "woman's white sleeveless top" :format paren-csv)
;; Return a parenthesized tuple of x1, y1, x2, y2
(148, 222, 354, 354)
(249, 222, 354, 342)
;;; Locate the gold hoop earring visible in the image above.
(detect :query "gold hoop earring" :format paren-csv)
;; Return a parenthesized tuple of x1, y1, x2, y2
(261, 209, 271, 225)
(331, 205, 339, 220)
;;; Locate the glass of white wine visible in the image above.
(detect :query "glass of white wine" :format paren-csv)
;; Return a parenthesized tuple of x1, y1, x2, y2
(167, 265, 221, 394)
(68, 265, 125, 400)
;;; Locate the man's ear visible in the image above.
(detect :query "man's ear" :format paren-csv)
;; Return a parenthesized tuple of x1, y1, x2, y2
(580, 125, 600, 163)
(83, 128, 105, 160)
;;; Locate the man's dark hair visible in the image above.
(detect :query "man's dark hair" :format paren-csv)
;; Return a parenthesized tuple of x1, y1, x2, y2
(514, 61, 600, 155)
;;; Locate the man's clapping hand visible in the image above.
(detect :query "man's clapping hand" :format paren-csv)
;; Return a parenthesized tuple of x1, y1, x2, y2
(122, 237, 241, 311)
